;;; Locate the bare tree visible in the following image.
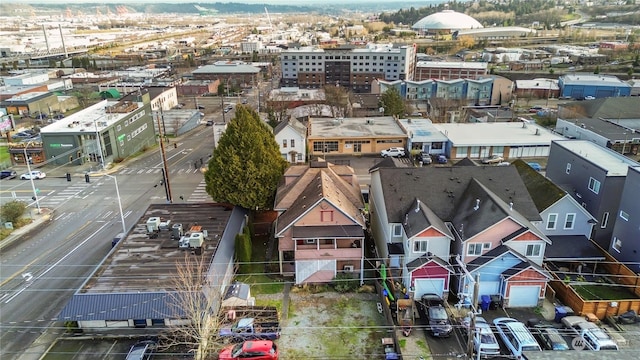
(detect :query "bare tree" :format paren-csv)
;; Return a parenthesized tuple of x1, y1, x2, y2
(160, 253, 226, 360)
(323, 85, 351, 118)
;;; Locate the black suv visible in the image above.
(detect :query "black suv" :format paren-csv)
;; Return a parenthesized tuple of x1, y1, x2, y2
(1, 170, 17, 180)
(420, 293, 453, 337)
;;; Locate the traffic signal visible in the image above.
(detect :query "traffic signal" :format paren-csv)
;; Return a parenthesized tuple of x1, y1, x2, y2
(85, 173, 90, 183)
(66, 173, 71, 182)
(32, 196, 36, 201)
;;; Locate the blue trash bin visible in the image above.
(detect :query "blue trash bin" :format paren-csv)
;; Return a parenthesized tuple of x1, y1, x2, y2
(555, 306, 568, 323)
(480, 295, 491, 311)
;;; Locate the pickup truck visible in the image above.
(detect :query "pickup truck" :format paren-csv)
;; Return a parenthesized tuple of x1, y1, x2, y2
(219, 317, 280, 342)
(561, 315, 618, 351)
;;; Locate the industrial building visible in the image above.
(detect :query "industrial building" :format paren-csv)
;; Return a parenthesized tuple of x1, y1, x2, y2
(414, 61, 488, 81)
(279, 43, 417, 93)
(558, 73, 632, 99)
(58, 203, 248, 329)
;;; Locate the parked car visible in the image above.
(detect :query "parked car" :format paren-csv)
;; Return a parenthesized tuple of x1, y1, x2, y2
(531, 324, 569, 351)
(197, 105, 205, 110)
(11, 131, 36, 140)
(52, 113, 65, 120)
(206, 120, 214, 126)
(529, 105, 544, 113)
(20, 171, 46, 180)
(219, 340, 279, 360)
(435, 154, 448, 164)
(417, 152, 432, 165)
(584, 96, 595, 100)
(419, 293, 453, 337)
(462, 316, 501, 357)
(125, 340, 156, 360)
(493, 317, 541, 358)
(482, 155, 505, 164)
(527, 162, 542, 171)
(0, 170, 17, 180)
(380, 147, 406, 158)
(561, 316, 619, 351)
(496, 161, 511, 166)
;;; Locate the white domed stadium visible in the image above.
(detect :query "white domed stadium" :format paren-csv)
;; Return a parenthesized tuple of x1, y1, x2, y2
(412, 9, 483, 33)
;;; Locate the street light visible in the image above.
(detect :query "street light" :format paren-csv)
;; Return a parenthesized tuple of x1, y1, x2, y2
(24, 140, 41, 214)
(94, 117, 105, 171)
(103, 174, 126, 235)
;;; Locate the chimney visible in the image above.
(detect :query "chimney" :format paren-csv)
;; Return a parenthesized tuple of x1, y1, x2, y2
(415, 200, 421, 213)
(509, 202, 514, 210)
(473, 198, 480, 211)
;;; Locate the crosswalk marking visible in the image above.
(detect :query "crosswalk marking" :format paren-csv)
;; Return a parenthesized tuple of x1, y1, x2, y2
(117, 167, 201, 175)
(186, 180, 211, 203)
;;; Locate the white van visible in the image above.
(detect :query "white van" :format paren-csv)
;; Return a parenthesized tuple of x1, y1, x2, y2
(493, 317, 541, 359)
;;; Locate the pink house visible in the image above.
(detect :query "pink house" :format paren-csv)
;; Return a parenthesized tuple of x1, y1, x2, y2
(274, 160, 366, 284)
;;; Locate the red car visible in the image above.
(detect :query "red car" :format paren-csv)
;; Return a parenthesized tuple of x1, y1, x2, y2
(219, 340, 278, 360)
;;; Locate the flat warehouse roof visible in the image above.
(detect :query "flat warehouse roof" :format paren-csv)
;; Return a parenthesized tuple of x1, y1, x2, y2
(82, 203, 233, 294)
(309, 116, 405, 138)
(433, 122, 565, 147)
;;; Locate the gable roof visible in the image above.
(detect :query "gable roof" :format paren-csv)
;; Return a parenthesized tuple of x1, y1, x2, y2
(501, 261, 551, 279)
(451, 178, 548, 242)
(376, 166, 540, 224)
(513, 159, 566, 212)
(545, 235, 605, 261)
(466, 244, 521, 272)
(403, 198, 453, 240)
(273, 117, 307, 137)
(406, 254, 454, 273)
(275, 164, 364, 234)
(368, 156, 412, 172)
(453, 157, 479, 167)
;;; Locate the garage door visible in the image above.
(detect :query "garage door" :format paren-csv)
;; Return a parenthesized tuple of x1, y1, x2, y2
(414, 278, 445, 299)
(508, 285, 541, 307)
(478, 281, 501, 297)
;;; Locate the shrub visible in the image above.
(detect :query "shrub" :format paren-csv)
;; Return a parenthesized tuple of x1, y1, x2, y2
(332, 273, 359, 293)
(0, 200, 27, 224)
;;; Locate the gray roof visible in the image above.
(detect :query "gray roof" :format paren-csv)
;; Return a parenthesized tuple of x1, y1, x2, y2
(552, 140, 639, 177)
(501, 261, 551, 279)
(403, 198, 453, 240)
(406, 254, 454, 273)
(467, 245, 518, 272)
(193, 63, 260, 75)
(558, 116, 637, 141)
(544, 235, 605, 261)
(58, 292, 185, 321)
(376, 166, 541, 225)
(273, 118, 307, 137)
(558, 97, 639, 120)
(224, 282, 250, 301)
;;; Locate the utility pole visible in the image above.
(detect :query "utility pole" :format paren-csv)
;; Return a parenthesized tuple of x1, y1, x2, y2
(156, 112, 173, 203)
(467, 274, 480, 359)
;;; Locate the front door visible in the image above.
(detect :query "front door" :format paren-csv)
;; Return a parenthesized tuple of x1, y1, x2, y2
(353, 143, 362, 152)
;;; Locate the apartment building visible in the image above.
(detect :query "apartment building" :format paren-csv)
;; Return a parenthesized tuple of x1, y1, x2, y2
(280, 43, 416, 93)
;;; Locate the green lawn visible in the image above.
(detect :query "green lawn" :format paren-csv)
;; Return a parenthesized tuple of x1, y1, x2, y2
(234, 235, 284, 295)
(573, 284, 639, 301)
(0, 145, 10, 167)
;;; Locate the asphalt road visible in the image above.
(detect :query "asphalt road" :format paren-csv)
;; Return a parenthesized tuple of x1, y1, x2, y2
(0, 123, 218, 360)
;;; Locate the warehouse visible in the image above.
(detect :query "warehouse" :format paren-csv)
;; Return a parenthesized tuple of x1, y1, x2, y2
(558, 73, 631, 99)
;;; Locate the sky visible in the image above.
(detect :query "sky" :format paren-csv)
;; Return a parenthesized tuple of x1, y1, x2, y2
(5, 0, 449, 4)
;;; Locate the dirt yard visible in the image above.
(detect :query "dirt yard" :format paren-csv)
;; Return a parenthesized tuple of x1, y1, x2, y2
(258, 289, 389, 360)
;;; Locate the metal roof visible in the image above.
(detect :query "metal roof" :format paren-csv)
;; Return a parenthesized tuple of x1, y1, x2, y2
(552, 140, 639, 176)
(58, 292, 186, 321)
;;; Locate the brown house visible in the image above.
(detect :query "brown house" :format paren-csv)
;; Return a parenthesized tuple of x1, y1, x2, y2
(274, 160, 366, 284)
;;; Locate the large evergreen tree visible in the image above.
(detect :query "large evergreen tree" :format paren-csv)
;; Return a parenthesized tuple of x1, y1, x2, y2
(204, 105, 287, 210)
(379, 87, 406, 117)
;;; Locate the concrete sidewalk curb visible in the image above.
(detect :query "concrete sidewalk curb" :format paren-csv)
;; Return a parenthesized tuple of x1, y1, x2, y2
(0, 209, 53, 252)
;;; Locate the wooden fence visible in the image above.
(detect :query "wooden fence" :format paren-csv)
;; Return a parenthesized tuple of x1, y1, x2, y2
(548, 241, 640, 320)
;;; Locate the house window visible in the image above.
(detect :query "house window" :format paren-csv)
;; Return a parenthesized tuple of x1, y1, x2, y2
(601, 212, 609, 228)
(290, 139, 295, 148)
(564, 213, 576, 229)
(282, 140, 287, 148)
(588, 177, 600, 194)
(566, 163, 571, 174)
(619, 210, 629, 221)
(467, 243, 483, 256)
(413, 240, 428, 253)
(320, 210, 333, 222)
(483, 243, 491, 249)
(393, 224, 402, 237)
(546, 213, 558, 230)
(612, 237, 622, 253)
(526, 244, 542, 257)
(304, 239, 317, 244)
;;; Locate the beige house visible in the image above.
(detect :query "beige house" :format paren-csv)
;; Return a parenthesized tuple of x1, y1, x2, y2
(274, 160, 366, 284)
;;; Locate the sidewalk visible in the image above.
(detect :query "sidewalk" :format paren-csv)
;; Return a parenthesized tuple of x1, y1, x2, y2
(0, 208, 53, 252)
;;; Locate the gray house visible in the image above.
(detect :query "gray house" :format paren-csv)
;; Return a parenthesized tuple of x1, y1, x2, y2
(513, 160, 600, 263)
(610, 166, 640, 272)
(546, 140, 640, 248)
